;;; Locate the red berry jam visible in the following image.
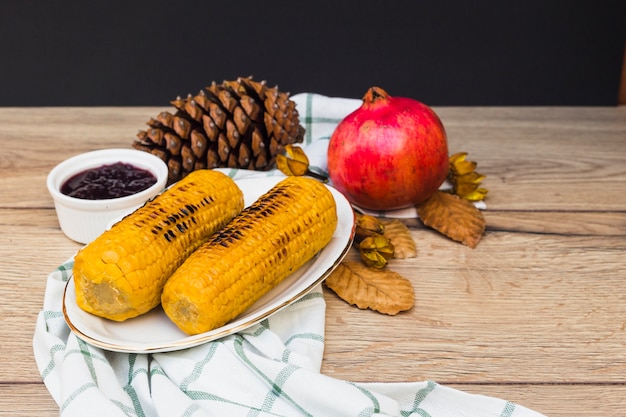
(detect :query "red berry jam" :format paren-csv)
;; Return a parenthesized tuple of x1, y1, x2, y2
(61, 162, 157, 200)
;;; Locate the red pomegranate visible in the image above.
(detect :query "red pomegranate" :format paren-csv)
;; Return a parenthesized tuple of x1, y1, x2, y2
(327, 87, 449, 210)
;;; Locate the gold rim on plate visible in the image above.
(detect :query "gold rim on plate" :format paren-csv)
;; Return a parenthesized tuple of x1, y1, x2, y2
(62, 176, 355, 353)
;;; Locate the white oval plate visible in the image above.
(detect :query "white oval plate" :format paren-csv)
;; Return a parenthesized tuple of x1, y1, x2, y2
(63, 176, 355, 353)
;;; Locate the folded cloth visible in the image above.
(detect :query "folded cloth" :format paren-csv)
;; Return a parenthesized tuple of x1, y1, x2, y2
(34, 258, 544, 417)
(33, 93, 541, 417)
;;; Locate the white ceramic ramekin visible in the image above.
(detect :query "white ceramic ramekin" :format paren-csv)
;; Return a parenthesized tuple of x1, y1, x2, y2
(47, 148, 169, 244)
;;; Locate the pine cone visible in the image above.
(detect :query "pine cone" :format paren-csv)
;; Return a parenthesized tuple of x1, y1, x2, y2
(132, 77, 305, 184)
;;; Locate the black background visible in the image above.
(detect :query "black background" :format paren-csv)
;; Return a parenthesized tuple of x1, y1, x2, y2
(1, 1, 624, 106)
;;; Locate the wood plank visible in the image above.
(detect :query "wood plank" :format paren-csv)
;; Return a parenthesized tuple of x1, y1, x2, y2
(0, 209, 80, 383)
(0, 107, 163, 209)
(321, 230, 626, 384)
(4, 209, 625, 385)
(485, 210, 626, 236)
(447, 383, 626, 417)
(2, 382, 626, 417)
(402, 210, 626, 236)
(436, 107, 626, 211)
(1, 107, 625, 210)
(0, 384, 58, 416)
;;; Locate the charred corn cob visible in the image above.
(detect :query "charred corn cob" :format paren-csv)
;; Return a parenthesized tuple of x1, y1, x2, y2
(161, 176, 338, 335)
(73, 169, 244, 321)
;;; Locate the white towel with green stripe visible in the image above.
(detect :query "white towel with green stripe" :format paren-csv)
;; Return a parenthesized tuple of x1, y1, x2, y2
(33, 93, 544, 417)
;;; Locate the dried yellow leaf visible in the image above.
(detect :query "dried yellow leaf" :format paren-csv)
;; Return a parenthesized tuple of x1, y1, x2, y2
(449, 152, 477, 175)
(325, 261, 415, 315)
(416, 190, 486, 248)
(359, 235, 394, 268)
(461, 187, 489, 202)
(359, 235, 394, 256)
(355, 213, 385, 242)
(448, 152, 488, 201)
(381, 219, 417, 259)
(359, 249, 389, 269)
(276, 144, 309, 176)
(276, 145, 328, 182)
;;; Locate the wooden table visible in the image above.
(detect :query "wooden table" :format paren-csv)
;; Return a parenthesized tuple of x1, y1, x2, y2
(1, 106, 625, 416)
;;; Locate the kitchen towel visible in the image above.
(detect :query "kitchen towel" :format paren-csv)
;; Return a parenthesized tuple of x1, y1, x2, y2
(34, 259, 544, 417)
(34, 93, 540, 417)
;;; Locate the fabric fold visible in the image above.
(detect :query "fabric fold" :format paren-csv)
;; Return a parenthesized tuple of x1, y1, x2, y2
(34, 258, 544, 417)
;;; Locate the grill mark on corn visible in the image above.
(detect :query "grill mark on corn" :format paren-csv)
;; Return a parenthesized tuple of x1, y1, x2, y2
(156, 198, 204, 242)
(161, 176, 338, 335)
(72, 170, 245, 322)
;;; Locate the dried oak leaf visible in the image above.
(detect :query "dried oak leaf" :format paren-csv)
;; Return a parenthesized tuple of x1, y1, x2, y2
(416, 190, 486, 248)
(381, 219, 417, 259)
(325, 261, 415, 315)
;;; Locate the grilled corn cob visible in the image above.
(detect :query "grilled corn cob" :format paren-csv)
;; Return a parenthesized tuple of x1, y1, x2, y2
(73, 169, 244, 321)
(161, 176, 338, 335)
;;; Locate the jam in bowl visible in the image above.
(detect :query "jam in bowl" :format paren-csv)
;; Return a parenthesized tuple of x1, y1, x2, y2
(60, 162, 158, 200)
(47, 149, 168, 244)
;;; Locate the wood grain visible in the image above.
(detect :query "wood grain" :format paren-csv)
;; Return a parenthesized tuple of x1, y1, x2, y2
(1, 106, 625, 417)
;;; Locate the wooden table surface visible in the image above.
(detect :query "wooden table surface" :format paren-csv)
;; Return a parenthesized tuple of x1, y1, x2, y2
(1, 106, 625, 416)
